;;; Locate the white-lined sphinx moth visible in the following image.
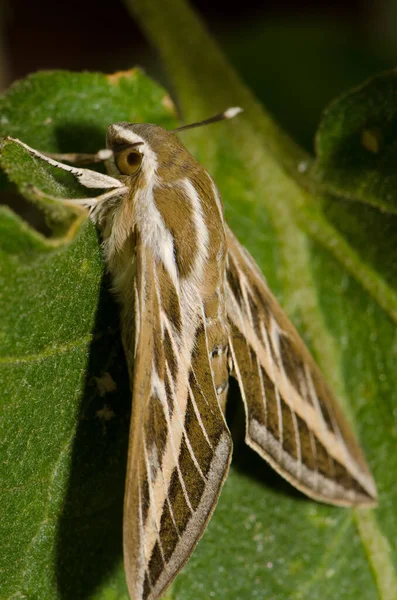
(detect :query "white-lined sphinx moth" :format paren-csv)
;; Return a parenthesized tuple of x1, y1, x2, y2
(8, 108, 377, 600)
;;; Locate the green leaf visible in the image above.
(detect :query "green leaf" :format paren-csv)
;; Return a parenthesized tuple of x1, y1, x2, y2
(0, 208, 129, 599)
(311, 69, 397, 214)
(1, 11, 396, 600)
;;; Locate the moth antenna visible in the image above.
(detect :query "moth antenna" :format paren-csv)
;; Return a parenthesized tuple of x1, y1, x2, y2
(171, 106, 243, 133)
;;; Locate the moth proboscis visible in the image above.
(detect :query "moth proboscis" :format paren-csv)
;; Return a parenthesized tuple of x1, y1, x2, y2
(8, 105, 377, 600)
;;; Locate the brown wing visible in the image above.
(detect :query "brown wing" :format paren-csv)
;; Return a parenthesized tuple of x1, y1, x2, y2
(123, 240, 232, 600)
(225, 225, 377, 507)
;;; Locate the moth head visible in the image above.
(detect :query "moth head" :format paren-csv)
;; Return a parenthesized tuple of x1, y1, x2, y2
(106, 122, 190, 182)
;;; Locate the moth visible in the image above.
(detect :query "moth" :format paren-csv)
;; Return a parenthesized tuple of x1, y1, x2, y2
(7, 107, 377, 600)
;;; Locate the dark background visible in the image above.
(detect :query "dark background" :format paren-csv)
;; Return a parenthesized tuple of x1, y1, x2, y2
(1, 0, 397, 151)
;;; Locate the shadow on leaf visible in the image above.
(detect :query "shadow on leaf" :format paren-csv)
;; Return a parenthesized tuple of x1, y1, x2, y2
(55, 263, 131, 598)
(54, 123, 108, 155)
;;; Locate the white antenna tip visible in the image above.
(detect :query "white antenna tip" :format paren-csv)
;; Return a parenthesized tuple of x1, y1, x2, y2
(224, 106, 243, 120)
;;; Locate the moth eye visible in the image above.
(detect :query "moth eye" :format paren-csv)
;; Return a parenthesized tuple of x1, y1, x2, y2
(115, 148, 143, 175)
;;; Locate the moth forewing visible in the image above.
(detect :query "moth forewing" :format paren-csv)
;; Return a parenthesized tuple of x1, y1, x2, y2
(101, 122, 233, 600)
(225, 225, 377, 507)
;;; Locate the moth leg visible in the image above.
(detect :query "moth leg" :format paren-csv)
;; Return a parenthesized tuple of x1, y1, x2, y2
(6, 137, 123, 190)
(29, 185, 128, 210)
(43, 149, 113, 166)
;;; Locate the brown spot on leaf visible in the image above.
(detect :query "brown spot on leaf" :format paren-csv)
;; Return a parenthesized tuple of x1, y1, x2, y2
(106, 69, 138, 85)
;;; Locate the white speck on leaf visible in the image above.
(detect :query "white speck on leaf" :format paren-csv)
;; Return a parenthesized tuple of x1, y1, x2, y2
(297, 160, 308, 173)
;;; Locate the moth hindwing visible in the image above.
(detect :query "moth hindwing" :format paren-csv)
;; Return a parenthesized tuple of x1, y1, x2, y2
(12, 112, 377, 600)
